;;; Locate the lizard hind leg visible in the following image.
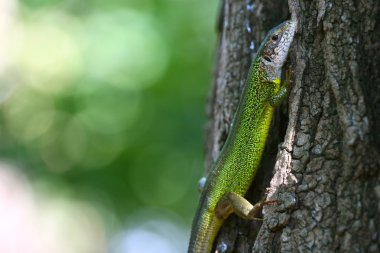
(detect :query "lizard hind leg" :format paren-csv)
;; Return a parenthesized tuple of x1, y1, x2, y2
(215, 192, 277, 220)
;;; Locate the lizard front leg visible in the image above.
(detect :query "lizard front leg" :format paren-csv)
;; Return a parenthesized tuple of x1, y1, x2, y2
(269, 68, 293, 107)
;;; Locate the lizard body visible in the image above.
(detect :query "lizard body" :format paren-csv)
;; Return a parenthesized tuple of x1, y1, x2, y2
(188, 20, 297, 253)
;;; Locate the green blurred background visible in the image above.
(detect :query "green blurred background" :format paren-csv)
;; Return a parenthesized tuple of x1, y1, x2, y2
(0, 0, 218, 252)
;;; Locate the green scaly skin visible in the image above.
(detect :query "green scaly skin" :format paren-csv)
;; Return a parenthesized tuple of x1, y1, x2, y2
(188, 20, 297, 253)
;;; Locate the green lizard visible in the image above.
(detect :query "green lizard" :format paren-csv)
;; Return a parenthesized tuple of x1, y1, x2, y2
(188, 20, 297, 253)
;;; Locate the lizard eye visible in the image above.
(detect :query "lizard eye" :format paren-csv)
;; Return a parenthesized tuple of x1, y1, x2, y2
(271, 34, 278, 41)
(263, 56, 272, 62)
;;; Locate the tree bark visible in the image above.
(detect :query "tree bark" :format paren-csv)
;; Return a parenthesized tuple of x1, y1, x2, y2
(205, 0, 380, 252)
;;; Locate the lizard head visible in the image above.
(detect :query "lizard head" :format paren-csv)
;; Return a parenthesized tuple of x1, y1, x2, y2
(258, 20, 297, 70)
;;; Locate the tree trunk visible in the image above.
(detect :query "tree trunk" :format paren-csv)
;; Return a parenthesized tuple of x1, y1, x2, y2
(205, 0, 380, 252)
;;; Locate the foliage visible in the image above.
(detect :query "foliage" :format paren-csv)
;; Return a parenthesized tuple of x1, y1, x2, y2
(1, 0, 218, 230)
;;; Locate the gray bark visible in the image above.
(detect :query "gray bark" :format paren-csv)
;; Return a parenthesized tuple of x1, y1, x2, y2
(205, 0, 380, 252)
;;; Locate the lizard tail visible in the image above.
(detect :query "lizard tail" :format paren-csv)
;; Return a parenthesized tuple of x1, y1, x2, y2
(188, 209, 222, 253)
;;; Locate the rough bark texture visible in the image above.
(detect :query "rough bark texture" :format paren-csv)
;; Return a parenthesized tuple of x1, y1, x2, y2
(205, 0, 380, 252)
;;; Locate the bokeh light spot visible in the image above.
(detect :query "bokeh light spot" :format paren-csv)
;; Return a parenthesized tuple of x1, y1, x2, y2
(80, 9, 169, 90)
(0, 163, 107, 253)
(62, 116, 88, 164)
(41, 140, 74, 173)
(4, 89, 55, 141)
(79, 132, 125, 169)
(78, 87, 141, 135)
(17, 10, 82, 94)
(129, 148, 193, 206)
(110, 216, 187, 253)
